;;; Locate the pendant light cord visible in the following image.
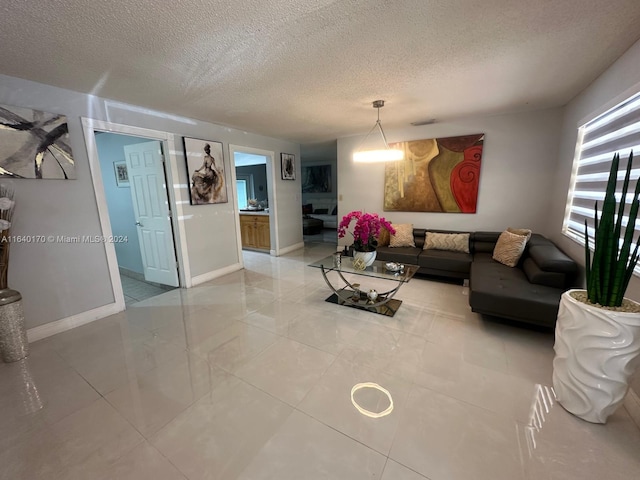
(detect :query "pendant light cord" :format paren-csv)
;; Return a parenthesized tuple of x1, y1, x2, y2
(355, 105, 391, 152)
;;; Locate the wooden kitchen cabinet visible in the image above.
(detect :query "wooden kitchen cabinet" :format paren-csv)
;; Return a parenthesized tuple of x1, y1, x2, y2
(240, 215, 270, 250)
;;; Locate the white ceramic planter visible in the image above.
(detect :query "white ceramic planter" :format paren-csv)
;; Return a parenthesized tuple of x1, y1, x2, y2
(354, 250, 377, 267)
(552, 289, 640, 423)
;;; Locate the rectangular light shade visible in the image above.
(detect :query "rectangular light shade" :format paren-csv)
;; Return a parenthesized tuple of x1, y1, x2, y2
(353, 149, 404, 163)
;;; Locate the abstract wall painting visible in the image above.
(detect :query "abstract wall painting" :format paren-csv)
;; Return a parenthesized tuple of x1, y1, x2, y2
(302, 164, 332, 193)
(281, 153, 296, 180)
(183, 137, 228, 205)
(384, 134, 484, 213)
(113, 161, 129, 187)
(0, 104, 76, 179)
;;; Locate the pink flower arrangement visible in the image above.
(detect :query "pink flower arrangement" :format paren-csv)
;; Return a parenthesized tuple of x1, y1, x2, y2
(338, 211, 395, 252)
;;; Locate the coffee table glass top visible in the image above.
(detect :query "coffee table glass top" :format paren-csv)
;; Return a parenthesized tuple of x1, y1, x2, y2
(309, 255, 419, 282)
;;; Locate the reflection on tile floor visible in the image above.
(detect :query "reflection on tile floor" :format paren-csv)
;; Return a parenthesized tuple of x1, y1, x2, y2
(303, 228, 338, 245)
(1, 243, 639, 479)
(121, 273, 176, 305)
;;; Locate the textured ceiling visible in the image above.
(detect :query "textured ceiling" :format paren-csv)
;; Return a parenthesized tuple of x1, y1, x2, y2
(2, 1, 640, 144)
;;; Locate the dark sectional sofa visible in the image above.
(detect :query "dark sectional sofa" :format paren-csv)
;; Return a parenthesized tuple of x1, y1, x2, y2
(375, 229, 578, 328)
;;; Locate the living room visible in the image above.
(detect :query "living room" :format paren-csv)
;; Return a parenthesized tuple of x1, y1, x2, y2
(1, 2, 640, 479)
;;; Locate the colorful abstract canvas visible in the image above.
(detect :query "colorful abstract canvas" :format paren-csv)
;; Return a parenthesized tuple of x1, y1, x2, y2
(0, 104, 76, 179)
(384, 134, 484, 213)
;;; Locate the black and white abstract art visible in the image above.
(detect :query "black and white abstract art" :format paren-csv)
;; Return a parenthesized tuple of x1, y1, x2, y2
(0, 104, 76, 179)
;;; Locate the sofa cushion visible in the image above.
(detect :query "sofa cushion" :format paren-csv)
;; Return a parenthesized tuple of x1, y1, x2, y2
(493, 230, 529, 267)
(314, 208, 328, 214)
(414, 228, 427, 249)
(528, 245, 578, 274)
(472, 231, 501, 253)
(376, 246, 421, 265)
(419, 250, 472, 274)
(390, 224, 416, 247)
(470, 259, 563, 327)
(424, 232, 470, 253)
(522, 257, 567, 289)
(302, 203, 313, 214)
(331, 206, 337, 215)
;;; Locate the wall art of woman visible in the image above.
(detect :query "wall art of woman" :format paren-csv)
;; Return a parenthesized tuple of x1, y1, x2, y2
(190, 142, 227, 204)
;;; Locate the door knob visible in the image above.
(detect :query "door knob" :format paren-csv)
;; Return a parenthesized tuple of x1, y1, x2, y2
(135, 221, 143, 227)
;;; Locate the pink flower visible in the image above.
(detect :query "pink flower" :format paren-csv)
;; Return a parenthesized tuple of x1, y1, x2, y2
(338, 211, 396, 251)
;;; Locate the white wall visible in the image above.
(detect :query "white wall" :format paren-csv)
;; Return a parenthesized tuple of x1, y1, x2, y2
(0, 73, 301, 330)
(95, 132, 145, 274)
(547, 39, 640, 300)
(546, 38, 640, 401)
(337, 108, 563, 245)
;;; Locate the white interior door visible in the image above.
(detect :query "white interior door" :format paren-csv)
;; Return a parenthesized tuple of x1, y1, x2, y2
(124, 141, 179, 287)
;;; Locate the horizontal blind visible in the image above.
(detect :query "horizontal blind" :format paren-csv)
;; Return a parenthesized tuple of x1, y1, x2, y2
(563, 91, 640, 271)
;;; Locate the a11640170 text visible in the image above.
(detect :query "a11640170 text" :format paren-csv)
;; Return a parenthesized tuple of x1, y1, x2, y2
(0, 235, 129, 243)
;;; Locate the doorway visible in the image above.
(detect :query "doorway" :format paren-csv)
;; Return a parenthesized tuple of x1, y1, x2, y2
(229, 145, 278, 256)
(94, 131, 179, 305)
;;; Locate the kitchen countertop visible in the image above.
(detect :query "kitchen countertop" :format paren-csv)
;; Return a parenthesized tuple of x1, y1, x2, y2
(239, 210, 270, 216)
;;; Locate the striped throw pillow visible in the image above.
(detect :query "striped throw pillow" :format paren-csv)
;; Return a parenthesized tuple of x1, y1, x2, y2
(493, 230, 529, 267)
(423, 232, 470, 253)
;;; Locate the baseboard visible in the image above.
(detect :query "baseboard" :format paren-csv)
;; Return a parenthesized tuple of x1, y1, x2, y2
(27, 302, 123, 343)
(191, 263, 242, 286)
(275, 242, 305, 256)
(624, 387, 640, 430)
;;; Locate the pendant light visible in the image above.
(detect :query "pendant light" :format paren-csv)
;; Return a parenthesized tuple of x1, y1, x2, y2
(353, 100, 404, 163)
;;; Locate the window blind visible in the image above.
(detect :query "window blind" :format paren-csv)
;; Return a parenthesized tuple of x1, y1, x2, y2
(563, 91, 640, 265)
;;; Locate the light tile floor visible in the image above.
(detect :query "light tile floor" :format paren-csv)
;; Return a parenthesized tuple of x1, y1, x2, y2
(121, 273, 176, 306)
(2, 244, 640, 479)
(303, 228, 338, 245)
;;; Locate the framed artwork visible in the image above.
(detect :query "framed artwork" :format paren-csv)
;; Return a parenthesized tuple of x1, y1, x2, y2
(0, 103, 76, 179)
(281, 153, 296, 180)
(384, 134, 484, 213)
(302, 164, 332, 193)
(113, 161, 129, 187)
(183, 137, 228, 205)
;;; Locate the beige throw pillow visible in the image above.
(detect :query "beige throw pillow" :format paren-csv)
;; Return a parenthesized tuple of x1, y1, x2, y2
(507, 227, 532, 241)
(493, 230, 529, 267)
(423, 232, 470, 253)
(389, 224, 415, 247)
(377, 227, 391, 247)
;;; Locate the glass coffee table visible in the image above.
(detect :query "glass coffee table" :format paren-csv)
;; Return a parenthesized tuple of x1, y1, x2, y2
(309, 254, 419, 317)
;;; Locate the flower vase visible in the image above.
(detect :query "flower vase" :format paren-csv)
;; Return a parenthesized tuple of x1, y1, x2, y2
(552, 289, 640, 423)
(0, 289, 29, 363)
(354, 250, 377, 268)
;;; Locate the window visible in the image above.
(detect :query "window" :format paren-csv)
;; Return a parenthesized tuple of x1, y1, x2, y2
(237, 179, 248, 209)
(563, 91, 640, 261)
(236, 174, 254, 209)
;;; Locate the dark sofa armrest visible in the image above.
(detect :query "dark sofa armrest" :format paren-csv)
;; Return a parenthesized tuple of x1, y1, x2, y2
(522, 258, 566, 289)
(527, 245, 577, 274)
(524, 242, 577, 289)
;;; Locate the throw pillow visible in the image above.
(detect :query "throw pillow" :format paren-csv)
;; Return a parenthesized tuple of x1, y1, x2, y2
(423, 232, 470, 253)
(331, 206, 337, 215)
(302, 203, 313, 214)
(377, 227, 391, 247)
(507, 227, 532, 241)
(314, 208, 328, 214)
(493, 230, 529, 267)
(389, 224, 415, 247)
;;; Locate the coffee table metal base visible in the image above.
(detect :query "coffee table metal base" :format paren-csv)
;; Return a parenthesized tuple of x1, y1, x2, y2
(325, 289, 403, 317)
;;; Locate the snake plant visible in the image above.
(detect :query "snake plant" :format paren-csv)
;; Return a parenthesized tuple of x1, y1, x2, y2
(584, 151, 640, 306)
